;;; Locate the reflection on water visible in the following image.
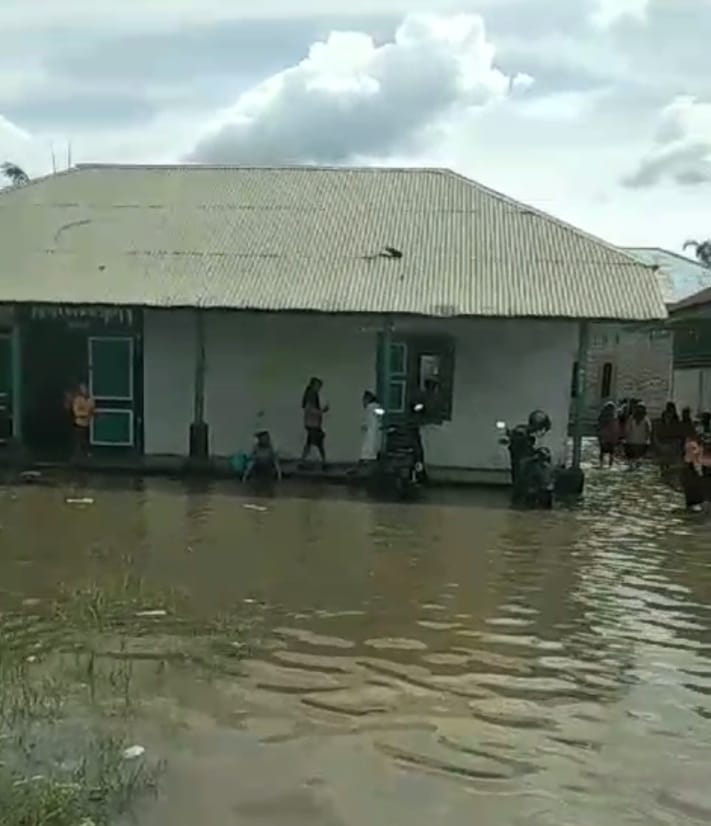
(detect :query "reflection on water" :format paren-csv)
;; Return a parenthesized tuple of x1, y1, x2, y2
(1, 466, 711, 825)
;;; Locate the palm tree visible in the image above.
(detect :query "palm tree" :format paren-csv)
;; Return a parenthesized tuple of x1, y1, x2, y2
(1, 162, 29, 187)
(684, 239, 711, 267)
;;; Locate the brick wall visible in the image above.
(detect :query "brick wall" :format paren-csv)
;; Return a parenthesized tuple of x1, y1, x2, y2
(575, 323, 672, 431)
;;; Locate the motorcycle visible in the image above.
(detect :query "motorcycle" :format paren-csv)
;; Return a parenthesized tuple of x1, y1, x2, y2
(497, 414, 554, 509)
(372, 403, 427, 499)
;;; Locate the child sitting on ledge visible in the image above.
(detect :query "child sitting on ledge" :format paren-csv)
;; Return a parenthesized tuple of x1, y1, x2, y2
(243, 430, 282, 483)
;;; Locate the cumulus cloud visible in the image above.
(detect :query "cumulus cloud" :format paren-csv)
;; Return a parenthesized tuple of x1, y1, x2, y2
(589, 0, 649, 28)
(185, 13, 531, 165)
(623, 96, 711, 188)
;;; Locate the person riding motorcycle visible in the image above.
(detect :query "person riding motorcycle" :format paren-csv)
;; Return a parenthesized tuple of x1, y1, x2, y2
(502, 410, 553, 508)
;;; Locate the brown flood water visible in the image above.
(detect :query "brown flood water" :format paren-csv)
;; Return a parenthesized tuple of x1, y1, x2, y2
(1, 465, 711, 825)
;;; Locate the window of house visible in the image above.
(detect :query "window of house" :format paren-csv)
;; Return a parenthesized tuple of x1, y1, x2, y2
(600, 361, 614, 399)
(387, 341, 407, 414)
(377, 334, 455, 422)
(571, 361, 579, 398)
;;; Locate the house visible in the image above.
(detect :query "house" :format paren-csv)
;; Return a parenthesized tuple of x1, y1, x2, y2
(575, 247, 711, 427)
(668, 282, 711, 414)
(0, 164, 666, 481)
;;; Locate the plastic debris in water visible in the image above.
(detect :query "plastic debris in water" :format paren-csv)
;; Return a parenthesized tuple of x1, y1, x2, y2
(122, 745, 146, 760)
(65, 497, 95, 505)
(135, 609, 167, 618)
(243, 503, 268, 512)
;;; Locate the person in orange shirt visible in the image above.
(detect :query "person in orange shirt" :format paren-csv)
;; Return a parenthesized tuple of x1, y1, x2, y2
(71, 382, 95, 459)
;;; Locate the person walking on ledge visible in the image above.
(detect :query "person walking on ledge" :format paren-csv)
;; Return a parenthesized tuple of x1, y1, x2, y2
(300, 377, 328, 469)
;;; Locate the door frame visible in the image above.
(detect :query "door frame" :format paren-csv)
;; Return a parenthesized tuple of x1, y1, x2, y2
(0, 332, 11, 443)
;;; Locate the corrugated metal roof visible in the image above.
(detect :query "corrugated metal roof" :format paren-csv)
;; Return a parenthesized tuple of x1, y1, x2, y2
(623, 246, 711, 304)
(0, 164, 667, 320)
(671, 285, 711, 314)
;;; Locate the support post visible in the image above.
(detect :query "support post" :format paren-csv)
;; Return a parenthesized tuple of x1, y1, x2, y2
(10, 318, 22, 445)
(571, 320, 590, 469)
(189, 309, 209, 461)
(380, 316, 393, 428)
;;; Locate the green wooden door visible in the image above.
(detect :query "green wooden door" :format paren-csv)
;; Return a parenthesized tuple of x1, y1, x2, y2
(88, 336, 134, 447)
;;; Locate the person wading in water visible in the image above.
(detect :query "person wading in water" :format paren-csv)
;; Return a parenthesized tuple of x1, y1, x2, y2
(682, 422, 708, 513)
(624, 402, 651, 469)
(654, 401, 681, 478)
(597, 401, 619, 468)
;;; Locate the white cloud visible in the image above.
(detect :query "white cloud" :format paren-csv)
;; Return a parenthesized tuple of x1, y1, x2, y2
(624, 95, 711, 187)
(0, 115, 49, 178)
(0, 2, 708, 252)
(589, 0, 649, 28)
(186, 12, 529, 164)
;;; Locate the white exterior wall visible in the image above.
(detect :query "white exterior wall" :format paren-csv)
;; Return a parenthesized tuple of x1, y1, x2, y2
(673, 368, 711, 414)
(142, 310, 578, 469)
(392, 317, 578, 469)
(204, 313, 373, 461)
(143, 309, 196, 455)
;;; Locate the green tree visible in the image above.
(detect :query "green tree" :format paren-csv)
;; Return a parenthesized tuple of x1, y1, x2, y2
(684, 239, 711, 267)
(1, 162, 30, 186)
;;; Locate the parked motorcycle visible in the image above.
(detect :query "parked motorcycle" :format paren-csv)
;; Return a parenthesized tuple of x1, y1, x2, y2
(497, 410, 554, 509)
(372, 402, 427, 499)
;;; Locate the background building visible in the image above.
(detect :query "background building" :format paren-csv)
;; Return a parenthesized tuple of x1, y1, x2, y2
(575, 247, 711, 428)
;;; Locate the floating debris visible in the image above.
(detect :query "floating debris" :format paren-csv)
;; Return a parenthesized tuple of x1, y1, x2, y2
(122, 745, 146, 760)
(135, 609, 168, 618)
(243, 503, 268, 512)
(20, 470, 42, 483)
(65, 497, 95, 505)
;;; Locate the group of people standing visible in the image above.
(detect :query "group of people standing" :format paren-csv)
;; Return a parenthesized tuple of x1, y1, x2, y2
(243, 377, 383, 482)
(299, 378, 385, 467)
(597, 399, 653, 468)
(597, 398, 711, 511)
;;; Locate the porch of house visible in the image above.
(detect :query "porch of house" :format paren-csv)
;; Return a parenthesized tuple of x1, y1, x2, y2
(0, 306, 581, 486)
(141, 310, 579, 479)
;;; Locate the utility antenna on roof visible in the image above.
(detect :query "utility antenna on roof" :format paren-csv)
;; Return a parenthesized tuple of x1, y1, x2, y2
(67, 141, 72, 170)
(362, 245, 404, 261)
(50, 143, 57, 174)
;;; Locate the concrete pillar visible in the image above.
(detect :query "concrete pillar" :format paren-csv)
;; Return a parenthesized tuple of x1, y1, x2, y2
(571, 321, 590, 468)
(10, 317, 22, 444)
(189, 309, 208, 460)
(380, 315, 393, 425)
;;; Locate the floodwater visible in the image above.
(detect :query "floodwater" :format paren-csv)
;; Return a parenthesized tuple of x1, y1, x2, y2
(1, 464, 711, 825)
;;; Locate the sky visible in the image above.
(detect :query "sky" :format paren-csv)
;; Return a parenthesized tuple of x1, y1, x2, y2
(1, 0, 709, 252)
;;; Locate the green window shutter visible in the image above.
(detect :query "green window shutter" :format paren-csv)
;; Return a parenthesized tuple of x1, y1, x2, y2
(91, 410, 133, 446)
(376, 334, 408, 413)
(89, 337, 133, 399)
